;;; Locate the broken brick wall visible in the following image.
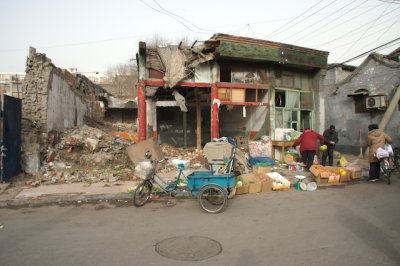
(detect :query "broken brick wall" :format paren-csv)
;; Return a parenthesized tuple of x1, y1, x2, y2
(21, 47, 106, 175)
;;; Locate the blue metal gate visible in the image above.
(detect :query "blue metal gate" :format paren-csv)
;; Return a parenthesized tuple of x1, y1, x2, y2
(2, 95, 21, 181)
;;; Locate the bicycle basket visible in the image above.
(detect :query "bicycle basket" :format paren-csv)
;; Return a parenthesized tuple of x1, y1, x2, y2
(134, 160, 154, 180)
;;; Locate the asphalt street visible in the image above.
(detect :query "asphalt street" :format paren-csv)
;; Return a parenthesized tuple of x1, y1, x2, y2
(1, 177, 400, 266)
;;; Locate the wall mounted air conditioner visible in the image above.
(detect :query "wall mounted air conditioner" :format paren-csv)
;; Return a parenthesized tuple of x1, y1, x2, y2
(366, 95, 386, 109)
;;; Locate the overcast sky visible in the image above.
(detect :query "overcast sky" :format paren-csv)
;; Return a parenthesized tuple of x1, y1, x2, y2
(0, 0, 399, 74)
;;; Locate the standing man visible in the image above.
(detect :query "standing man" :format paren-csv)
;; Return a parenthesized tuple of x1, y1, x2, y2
(293, 128, 324, 171)
(322, 125, 339, 166)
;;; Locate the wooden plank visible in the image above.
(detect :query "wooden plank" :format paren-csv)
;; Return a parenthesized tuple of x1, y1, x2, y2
(218, 41, 328, 69)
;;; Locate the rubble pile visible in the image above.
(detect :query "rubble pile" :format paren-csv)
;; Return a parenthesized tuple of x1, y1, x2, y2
(36, 125, 136, 185)
(160, 144, 207, 170)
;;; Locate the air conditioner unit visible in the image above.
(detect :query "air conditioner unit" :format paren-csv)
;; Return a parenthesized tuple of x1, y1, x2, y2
(366, 95, 386, 109)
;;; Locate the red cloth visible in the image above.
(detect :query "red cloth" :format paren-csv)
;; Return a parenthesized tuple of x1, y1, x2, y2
(293, 129, 324, 153)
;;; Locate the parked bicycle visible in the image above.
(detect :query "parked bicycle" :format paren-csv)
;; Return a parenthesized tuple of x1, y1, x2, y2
(380, 156, 391, 184)
(133, 151, 187, 207)
(133, 149, 236, 213)
(388, 146, 400, 172)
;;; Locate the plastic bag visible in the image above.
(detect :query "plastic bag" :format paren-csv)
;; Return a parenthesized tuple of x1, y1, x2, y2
(384, 143, 394, 156)
(339, 155, 348, 166)
(375, 147, 389, 159)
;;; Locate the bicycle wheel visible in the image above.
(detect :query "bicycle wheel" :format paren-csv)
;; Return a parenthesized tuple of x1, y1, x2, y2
(394, 156, 400, 172)
(380, 159, 391, 185)
(198, 185, 228, 214)
(133, 180, 153, 207)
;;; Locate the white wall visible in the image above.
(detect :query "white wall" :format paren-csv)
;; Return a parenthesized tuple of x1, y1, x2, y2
(46, 73, 88, 132)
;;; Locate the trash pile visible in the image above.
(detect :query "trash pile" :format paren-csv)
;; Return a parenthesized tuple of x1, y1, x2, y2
(160, 144, 207, 171)
(35, 125, 136, 185)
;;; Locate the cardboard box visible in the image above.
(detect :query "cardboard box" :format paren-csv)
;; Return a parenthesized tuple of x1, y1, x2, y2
(339, 174, 351, 183)
(231, 89, 245, 102)
(266, 172, 291, 190)
(241, 173, 258, 183)
(218, 88, 231, 101)
(350, 170, 362, 179)
(236, 183, 249, 195)
(217, 88, 245, 102)
(253, 166, 272, 175)
(248, 181, 262, 193)
(261, 178, 272, 192)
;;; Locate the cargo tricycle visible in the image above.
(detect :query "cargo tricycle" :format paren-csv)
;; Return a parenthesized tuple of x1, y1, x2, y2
(133, 145, 236, 213)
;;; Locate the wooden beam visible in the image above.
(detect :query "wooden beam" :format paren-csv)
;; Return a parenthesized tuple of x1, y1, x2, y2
(196, 89, 202, 151)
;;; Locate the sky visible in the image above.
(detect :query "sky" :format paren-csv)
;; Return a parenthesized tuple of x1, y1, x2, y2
(0, 0, 399, 74)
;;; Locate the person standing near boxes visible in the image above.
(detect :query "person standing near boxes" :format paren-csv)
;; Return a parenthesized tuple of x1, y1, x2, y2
(293, 128, 324, 171)
(322, 125, 339, 166)
(367, 124, 392, 182)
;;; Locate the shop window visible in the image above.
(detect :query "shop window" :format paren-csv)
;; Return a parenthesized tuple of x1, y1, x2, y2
(220, 64, 231, 82)
(286, 91, 299, 108)
(275, 91, 285, 107)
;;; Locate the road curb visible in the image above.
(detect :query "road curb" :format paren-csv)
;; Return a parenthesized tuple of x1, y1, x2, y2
(0, 192, 134, 208)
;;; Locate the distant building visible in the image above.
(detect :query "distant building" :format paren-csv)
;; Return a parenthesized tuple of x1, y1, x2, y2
(323, 47, 400, 154)
(67, 68, 108, 84)
(0, 72, 25, 99)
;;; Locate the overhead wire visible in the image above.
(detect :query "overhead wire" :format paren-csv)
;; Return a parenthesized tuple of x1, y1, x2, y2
(333, 36, 400, 65)
(375, 14, 400, 42)
(335, 1, 394, 61)
(291, 0, 372, 44)
(138, 0, 201, 34)
(151, 0, 214, 34)
(312, 5, 400, 47)
(281, 0, 358, 43)
(263, 0, 325, 39)
(275, 0, 339, 42)
(325, 16, 400, 51)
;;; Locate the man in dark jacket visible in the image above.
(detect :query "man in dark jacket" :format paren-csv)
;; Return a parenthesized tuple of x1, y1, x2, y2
(322, 125, 339, 166)
(293, 128, 324, 171)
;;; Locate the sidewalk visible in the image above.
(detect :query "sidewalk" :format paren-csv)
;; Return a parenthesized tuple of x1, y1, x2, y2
(0, 181, 140, 208)
(0, 155, 370, 208)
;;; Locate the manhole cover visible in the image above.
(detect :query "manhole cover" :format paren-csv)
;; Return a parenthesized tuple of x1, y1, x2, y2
(155, 236, 222, 261)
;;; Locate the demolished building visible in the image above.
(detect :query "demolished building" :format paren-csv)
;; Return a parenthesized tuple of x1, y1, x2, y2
(21, 47, 115, 175)
(136, 34, 329, 148)
(323, 47, 400, 154)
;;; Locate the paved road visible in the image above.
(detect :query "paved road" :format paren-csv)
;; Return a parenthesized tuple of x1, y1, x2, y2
(1, 177, 400, 266)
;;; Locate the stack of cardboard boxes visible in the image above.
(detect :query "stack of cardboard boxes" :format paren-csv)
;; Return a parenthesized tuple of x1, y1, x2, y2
(310, 165, 362, 184)
(236, 166, 273, 195)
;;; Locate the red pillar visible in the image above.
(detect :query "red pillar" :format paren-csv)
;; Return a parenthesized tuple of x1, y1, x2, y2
(137, 81, 147, 141)
(211, 84, 219, 139)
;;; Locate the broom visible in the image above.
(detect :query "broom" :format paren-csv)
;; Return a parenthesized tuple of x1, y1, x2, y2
(358, 129, 363, 159)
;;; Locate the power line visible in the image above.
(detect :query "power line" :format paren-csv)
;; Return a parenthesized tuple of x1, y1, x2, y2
(333, 36, 400, 66)
(326, 19, 399, 51)
(138, 0, 202, 34)
(152, 0, 213, 34)
(263, 0, 325, 39)
(336, 1, 394, 61)
(281, 0, 358, 43)
(312, 6, 400, 47)
(276, 0, 339, 42)
(291, 0, 371, 44)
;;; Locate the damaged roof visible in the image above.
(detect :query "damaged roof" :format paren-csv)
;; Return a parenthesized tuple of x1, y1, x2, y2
(211, 33, 329, 69)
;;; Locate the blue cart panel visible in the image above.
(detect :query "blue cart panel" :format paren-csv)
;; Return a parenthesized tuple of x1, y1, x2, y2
(187, 171, 236, 194)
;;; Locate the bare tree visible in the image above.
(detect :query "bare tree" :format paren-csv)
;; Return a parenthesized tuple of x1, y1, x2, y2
(105, 61, 138, 98)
